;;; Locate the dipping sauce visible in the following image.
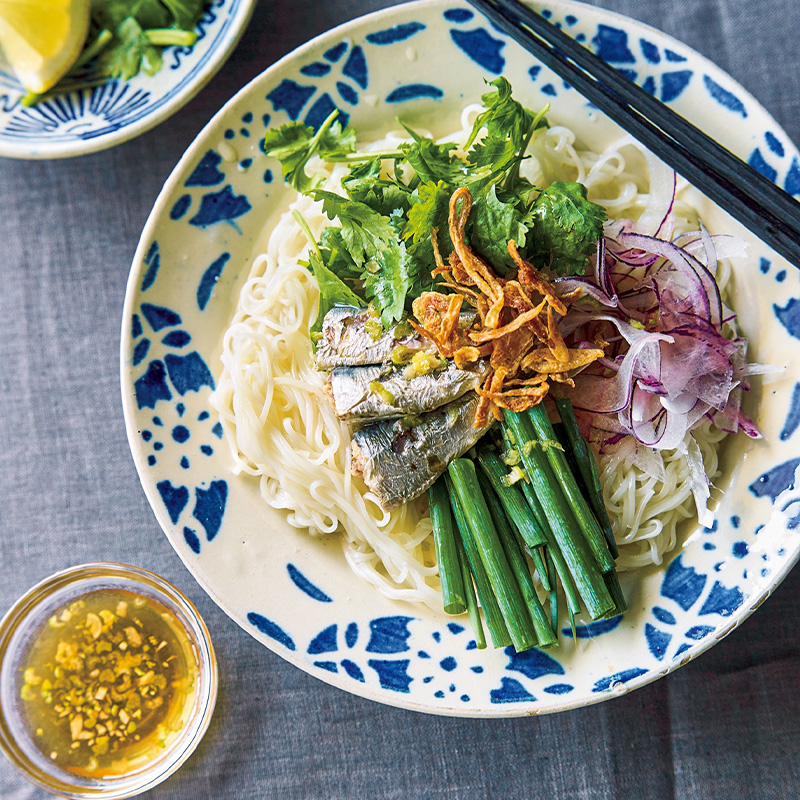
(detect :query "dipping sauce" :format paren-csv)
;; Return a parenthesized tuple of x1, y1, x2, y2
(17, 588, 199, 778)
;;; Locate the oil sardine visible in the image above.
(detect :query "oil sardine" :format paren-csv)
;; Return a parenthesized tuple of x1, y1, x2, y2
(315, 305, 478, 370)
(351, 392, 489, 509)
(328, 361, 489, 421)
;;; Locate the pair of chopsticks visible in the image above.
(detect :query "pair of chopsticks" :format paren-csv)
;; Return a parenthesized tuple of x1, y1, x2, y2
(465, 0, 800, 268)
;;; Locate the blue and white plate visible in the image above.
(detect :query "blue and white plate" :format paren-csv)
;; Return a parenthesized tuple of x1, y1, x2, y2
(121, 0, 800, 716)
(0, 0, 256, 159)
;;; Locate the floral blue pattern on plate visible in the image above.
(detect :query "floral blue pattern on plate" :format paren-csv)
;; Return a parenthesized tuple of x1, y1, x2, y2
(121, 0, 800, 716)
(0, 0, 256, 160)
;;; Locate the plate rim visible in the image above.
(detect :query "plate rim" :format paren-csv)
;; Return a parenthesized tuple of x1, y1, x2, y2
(120, 0, 800, 717)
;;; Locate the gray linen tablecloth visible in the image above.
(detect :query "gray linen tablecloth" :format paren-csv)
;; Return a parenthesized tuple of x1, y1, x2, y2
(2, 0, 800, 797)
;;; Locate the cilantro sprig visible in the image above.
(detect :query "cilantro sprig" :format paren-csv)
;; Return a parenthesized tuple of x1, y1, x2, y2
(292, 212, 363, 336)
(311, 190, 410, 326)
(264, 79, 606, 328)
(527, 182, 607, 276)
(264, 110, 357, 193)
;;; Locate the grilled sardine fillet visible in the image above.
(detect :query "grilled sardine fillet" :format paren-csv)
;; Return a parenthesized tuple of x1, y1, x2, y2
(351, 392, 489, 509)
(315, 305, 477, 369)
(328, 361, 489, 422)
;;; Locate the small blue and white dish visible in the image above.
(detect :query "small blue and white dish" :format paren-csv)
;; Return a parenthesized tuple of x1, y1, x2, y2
(0, 0, 256, 160)
(121, 0, 800, 716)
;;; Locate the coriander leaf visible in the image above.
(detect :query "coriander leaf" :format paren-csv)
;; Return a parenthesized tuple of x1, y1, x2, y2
(527, 181, 607, 276)
(92, 0, 170, 30)
(92, 0, 205, 30)
(319, 227, 362, 279)
(95, 17, 162, 80)
(159, 0, 205, 28)
(398, 126, 464, 185)
(466, 135, 516, 171)
(312, 190, 411, 325)
(263, 113, 357, 193)
(464, 79, 549, 193)
(403, 180, 453, 287)
(406, 240, 442, 296)
(506, 177, 539, 211)
(312, 190, 397, 267)
(404, 180, 452, 248)
(364, 239, 412, 326)
(292, 210, 364, 335)
(307, 250, 365, 335)
(342, 157, 411, 217)
(466, 77, 533, 152)
(465, 136, 517, 188)
(469, 184, 528, 274)
(262, 122, 316, 191)
(85, 0, 204, 86)
(388, 207, 405, 235)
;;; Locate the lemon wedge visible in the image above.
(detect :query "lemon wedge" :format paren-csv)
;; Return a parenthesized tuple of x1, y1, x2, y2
(0, 0, 90, 94)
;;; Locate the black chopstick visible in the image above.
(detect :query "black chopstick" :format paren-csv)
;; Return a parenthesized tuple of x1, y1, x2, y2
(465, 0, 800, 268)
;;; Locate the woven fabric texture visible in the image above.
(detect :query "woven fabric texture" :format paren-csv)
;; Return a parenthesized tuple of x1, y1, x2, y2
(2, 1, 799, 797)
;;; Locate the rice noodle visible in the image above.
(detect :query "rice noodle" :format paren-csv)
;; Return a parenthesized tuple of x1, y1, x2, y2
(211, 109, 737, 609)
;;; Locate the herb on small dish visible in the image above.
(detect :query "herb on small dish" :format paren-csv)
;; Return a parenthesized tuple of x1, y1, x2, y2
(22, 0, 207, 107)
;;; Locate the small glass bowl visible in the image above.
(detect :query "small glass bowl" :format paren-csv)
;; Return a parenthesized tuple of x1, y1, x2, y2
(0, 563, 217, 798)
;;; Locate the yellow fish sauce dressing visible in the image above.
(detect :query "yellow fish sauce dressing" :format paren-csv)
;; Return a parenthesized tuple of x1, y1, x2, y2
(16, 588, 200, 777)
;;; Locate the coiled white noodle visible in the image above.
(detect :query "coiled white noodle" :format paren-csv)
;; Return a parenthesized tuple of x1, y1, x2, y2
(600, 422, 727, 570)
(211, 110, 733, 609)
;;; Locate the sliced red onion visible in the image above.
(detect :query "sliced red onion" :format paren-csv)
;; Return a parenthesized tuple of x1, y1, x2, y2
(740, 362, 783, 377)
(736, 410, 761, 439)
(617, 383, 703, 452)
(683, 435, 713, 528)
(615, 232, 723, 329)
(659, 392, 699, 414)
(567, 330, 672, 415)
(680, 234, 749, 265)
(598, 434, 668, 482)
(595, 236, 617, 298)
(560, 210, 761, 492)
(713, 385, 742, 434)
(658, 327, 737, 410)
(555, 276, 621, 309)
(698, 222, 718, 276)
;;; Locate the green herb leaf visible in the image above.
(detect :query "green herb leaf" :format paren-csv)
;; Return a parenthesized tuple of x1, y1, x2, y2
(307, 250, 365, 335)
(464, 79, 549, 194)
(291, 210, 364, 335)
(469, 184, 528, 274)
(403, 179, 453, 288)
(313, 190, 397, 266)
(364, 239, 412, 326)
(95, 18, 162, 80)
(92, 0, 170, 31)
(263, 114, 357, 193)
(404, 180, 452, 249)
(526, 181, 607, 275)
(405, 239, 443, 296)
(86, 0, 206, 84)
(466, 77, 534, 152)
(342, 157, 411, 217)
(159, 0, 204, 28)
(313, 190, 409, 324)
(319, 227, 362, 279)
(465, 136, 517, 180)
(398, 125, 465, 185)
